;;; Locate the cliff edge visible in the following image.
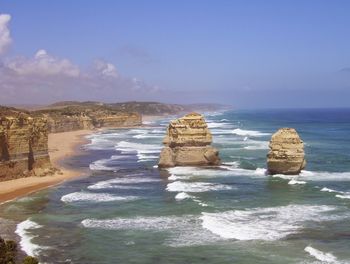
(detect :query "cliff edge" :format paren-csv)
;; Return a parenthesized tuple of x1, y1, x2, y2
(0, 107, 54, 181)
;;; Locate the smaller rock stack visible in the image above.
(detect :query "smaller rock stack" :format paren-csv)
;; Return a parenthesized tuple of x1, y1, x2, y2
(267, 128, 306, 175)
(158, 113, 220, 167)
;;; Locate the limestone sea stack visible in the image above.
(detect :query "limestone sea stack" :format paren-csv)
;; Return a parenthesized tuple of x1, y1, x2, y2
(267, 128, 306, 175)
(158, 113, 220, 167)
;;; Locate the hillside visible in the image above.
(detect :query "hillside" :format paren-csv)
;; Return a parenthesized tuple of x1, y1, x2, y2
(44, 101, 230, 115)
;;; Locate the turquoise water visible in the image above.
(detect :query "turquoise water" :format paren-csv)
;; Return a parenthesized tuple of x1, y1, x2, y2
(1, 109, 350, 263)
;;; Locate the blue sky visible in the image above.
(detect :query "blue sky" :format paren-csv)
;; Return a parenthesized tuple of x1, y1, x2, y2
(1, 0, 350, 108)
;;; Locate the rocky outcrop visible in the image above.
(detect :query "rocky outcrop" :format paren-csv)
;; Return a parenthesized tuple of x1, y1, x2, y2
(36, 106, 142, 133)
(267, 128, 306, 175)
(91, 112, 141, 128)
(0, 104, 142, 181)
(0, 109, 54, 181)
(158, 113, 220, 167)
(46, 115, 93, 133)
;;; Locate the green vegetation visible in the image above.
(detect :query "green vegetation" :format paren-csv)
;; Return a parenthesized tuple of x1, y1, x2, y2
(0, 236, 38, 264)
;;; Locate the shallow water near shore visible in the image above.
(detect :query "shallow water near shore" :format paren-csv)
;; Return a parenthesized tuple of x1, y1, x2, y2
(1, 109, 350, 263)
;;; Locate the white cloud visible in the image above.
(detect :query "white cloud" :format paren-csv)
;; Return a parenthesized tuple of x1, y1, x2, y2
(0, 13, 160, 104)
(6, 49, 80, 77)
(0, 14, 12, 55)
(0, 50, 159, 104)
(94, 60, 118, 78)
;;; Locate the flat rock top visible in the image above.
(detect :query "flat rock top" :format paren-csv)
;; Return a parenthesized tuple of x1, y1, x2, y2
(164, 113, 212, 147)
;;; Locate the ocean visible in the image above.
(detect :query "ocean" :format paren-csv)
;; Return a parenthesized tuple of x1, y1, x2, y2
(1, 108, 350, 264)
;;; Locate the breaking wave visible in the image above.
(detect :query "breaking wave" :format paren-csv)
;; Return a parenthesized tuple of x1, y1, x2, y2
(304, 246, 338, 263)
(200, 204, 342, 241)
(166, 181, 233, 193)
(87, 176, 160, 190)
(15, 219, 45, 257)
(61, 192, 139, 203)
(232, 128, 270, 137)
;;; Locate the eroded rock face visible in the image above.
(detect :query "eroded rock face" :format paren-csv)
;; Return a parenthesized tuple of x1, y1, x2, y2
(267, 128, 306, 175)
(42, 108, 142, 133)
(158, 113, 220, 167)
(0, 110, 53, 181)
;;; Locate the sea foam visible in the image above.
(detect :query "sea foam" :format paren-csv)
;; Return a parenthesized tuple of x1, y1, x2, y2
(201, 205, 340, 241)
(166, 181, 233, 193)
(61, 192, 139, 203)
(232, 128, 270, 137)
(304, 246, 338, 263)
(15, 219, 44, 257)
(175, 192, 194, 201)
(87, 176, 159, 190)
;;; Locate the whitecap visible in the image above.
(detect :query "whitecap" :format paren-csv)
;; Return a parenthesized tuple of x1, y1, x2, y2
(319, 187, 350, 199)
(321, 187, 340, 193)
(89, 159, 116, 171)
(168, 174, 179, 181)
(136, 153, 159, 162)
(167, 166, 267, 180)
(81, 216, 192, 231)
(200, 204, 340, 241)
(299, 170, 350, 181)
(211, 129, 237, 135)
(133, 134, 162, 139)
(304, 246, 338, 263)
(272, 174, 296, 180)
(335, 194, 350, 200)
(232, 128, 270, 137)
(116, 141, 161, 152)
(85, 132, 123, 150)
(175, 192, 194, 201)
(115, 141, 161, 161)
(221, 161, 240, 168)
(207, 122, 232, 129)
(288, 179, 306, 185)
(243, 141, 269, 150)
(87, 176, 159, 190)
(166, 181, 233, 193)
(254, 168, 268, 176)
(15, 219, 45, 257)
(61, 192, 139, 203)
(193, 199, 209, 207)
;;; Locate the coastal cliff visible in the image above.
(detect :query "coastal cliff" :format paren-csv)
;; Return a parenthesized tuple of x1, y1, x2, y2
(35, 105, 142, 133)
(267, 128, 306, 175)
(0, 104, 142, 182)
(158, 112, 221, 167)
(0, 107, 53, 181)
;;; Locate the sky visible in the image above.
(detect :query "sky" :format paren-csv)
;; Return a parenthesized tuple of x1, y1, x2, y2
(0, 0, 350, 108)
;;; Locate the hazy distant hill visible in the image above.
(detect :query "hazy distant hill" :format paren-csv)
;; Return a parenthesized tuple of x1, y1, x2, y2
(45, 101, 231, 115)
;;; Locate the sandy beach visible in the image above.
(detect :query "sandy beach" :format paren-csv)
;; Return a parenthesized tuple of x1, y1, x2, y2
(0, 130, 92, 204)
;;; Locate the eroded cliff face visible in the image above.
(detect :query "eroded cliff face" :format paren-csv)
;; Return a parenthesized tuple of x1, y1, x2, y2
(0, 110, 53, 181)
(91, 112, 141, 128)
(158, 113, 220, 167)
(46, 115, 93, 133)
(267, 128, 306, 175)
(37, 106, 142, 133)
(0, 105, 142, 181)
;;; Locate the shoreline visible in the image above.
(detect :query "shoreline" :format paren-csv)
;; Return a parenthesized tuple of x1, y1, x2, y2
(0, 115, 164, 205)
(0, 130, 92, 204)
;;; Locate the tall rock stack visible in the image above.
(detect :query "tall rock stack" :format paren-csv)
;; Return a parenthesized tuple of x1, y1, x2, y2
(158, 113, 220, 167)
(267, 128, 306, 175)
